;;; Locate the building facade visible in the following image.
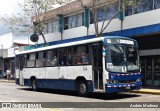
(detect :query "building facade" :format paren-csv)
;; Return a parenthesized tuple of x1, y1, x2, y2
(24, 0, 160, 87)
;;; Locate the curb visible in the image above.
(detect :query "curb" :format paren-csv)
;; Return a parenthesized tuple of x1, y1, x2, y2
(131, 90, 160, 95)
(0, 80, 15, 83)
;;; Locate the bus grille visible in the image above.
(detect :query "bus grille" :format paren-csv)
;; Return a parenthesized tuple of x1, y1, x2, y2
(118, 80, 136, 84)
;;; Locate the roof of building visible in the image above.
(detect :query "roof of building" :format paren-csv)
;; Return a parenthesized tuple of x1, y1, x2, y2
(32, 0, 115, 22)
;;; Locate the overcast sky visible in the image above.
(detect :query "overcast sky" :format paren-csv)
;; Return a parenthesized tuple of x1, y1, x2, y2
(0, 0, 24, 36)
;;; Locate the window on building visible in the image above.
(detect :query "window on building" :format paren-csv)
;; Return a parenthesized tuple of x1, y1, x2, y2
(64, 17, 68, 30)
(64, 12, 84, 30)
(125, 0, 160, 16)
(48, 21, 53, 33)
(90, 10, 94, 24)
(91, 2, 118, 23)
(125, 5, 135, 16)
(46, 50, 58, 66)
(43, 23, 49, 34)
(97, 7, 106, 22)
(154, 0, 160, 9)
(136, 0, 153, 13)
(53, 20, 58, 32)
(36, 51, 45, 67)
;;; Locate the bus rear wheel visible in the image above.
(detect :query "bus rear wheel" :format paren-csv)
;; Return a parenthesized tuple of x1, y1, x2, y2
(31, 79, 38, 91)
(77, 80, 88, 96)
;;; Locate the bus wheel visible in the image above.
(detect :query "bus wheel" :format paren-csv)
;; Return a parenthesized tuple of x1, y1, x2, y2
(77, 80, 88, 96)
(31, 79, 38, 91)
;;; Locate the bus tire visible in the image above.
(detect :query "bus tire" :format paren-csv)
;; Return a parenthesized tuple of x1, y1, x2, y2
(77, 80, 88, 96)
(31, 79, 38, 91)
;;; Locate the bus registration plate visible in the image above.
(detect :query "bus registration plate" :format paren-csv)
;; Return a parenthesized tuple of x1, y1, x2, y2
(126, 86, 130, 89)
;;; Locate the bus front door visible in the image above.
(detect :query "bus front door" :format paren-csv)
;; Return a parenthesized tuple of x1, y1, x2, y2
(92, 43, 103, 91)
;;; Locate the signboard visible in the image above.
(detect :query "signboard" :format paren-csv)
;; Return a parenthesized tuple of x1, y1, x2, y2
(8, 48, 15, 58)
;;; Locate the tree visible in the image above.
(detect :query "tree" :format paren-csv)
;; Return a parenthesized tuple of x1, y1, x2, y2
(1, 0, 72, 46)
(79, 0, 141, 37)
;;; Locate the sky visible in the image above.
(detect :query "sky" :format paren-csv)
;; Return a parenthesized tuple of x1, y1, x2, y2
(0, 0, 24, 36)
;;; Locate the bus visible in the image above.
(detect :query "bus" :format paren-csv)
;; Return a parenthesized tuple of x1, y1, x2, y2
(15, 36, 142, 96)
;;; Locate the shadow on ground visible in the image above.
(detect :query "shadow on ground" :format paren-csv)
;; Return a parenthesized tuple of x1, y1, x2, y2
(17, 87, 140, 100)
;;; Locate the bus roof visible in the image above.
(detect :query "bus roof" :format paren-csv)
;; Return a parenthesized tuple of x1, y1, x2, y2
(16, 36, 136, 55)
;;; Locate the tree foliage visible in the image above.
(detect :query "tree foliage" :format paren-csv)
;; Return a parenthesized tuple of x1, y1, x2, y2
(1, 0, 72, 46)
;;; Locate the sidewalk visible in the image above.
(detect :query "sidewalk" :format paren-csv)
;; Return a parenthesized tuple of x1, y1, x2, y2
(0, 79, 15, 83)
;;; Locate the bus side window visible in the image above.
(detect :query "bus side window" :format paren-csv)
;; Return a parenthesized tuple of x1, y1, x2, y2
(23, 54, 27, 68)
(68, 47, 73, 65)
(16, 56, 20, 69)
(27, 53, 36, 68)
(36, 51, 45, 67)
(74, 45, 89, 65)
(88, 45, 93, 64)
(58, 49, 67, 66)
(46, 50, 58, 66)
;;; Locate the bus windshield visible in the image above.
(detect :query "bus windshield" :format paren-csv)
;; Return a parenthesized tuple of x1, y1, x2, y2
(106, 44, 140, 73)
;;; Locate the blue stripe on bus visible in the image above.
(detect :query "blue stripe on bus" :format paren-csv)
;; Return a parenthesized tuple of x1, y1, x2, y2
(22, 79, 94, 92)
(109, 73, 141, 81)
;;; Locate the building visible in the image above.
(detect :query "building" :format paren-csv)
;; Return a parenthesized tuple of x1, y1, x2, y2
(0, 33, 34, 79)
(24, 0, 160, 88)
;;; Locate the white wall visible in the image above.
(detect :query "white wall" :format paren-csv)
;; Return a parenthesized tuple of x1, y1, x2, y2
(38, 32, 61, 44)
(123, 9, 160, 30)
(63, 26, 87, 39)
(36, 9, 160, 44)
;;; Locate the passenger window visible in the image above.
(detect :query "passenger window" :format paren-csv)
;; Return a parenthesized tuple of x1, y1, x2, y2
(27, 53, 36, 67)
(46, 50, 58, 66)
(23, 54, 27, 68)
(73, 45, 89, 65)
(68, 48, 73, 65)
(16, 56, 20, 69)
(58, 49, 67, 66)
(36, 52, 45, 67)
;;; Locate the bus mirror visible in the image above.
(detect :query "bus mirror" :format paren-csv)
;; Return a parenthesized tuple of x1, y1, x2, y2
(103, 51, 106, 56)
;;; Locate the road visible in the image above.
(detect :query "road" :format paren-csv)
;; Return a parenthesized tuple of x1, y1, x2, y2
(0, 82, 160, 111)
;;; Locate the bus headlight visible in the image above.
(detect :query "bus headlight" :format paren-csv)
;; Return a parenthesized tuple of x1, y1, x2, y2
(136, 78, 141, 82)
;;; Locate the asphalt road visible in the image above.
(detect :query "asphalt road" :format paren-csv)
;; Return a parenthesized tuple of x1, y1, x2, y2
(0, 82, 160, 111)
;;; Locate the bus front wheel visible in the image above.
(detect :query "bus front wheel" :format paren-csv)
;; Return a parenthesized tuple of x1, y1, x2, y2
(31, 79, 38, 91)
(77, 80, 88, 96)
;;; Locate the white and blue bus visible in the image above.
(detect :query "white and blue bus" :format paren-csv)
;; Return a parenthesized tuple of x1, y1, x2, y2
(15, 36, 142, 96)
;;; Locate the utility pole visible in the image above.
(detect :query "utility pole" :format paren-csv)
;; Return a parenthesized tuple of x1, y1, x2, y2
(0, 44, 3, 79)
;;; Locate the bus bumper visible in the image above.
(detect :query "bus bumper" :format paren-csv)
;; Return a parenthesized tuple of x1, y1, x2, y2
(105, 82, 142, 93)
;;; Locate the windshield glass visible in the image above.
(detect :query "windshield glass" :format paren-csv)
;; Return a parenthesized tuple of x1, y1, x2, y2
(106, 45, 140, 73)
